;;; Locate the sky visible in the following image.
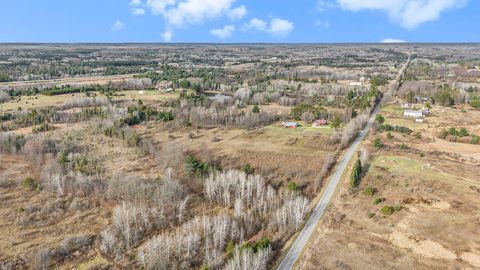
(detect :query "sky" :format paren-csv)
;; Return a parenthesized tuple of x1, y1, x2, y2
(1, 0, 479, 43)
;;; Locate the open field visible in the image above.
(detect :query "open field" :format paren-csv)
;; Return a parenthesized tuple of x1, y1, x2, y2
(1, 90, 178, 112)
(297, 97, 480, 269)
(1, 44, 480, 270)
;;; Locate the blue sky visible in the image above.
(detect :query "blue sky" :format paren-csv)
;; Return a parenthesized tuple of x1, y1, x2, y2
(1, 0, 479, 43)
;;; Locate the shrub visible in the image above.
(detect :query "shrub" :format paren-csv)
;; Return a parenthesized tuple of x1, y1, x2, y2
(386, 132, 393, 139)
(373, 197, 384, 205)
(363, 186, 376, 196)
(377, 124, 412, 134)
(380, 205, 395, 216)
(252, 104, 260, 113)
(287, 182, 299, 191)
(400, 143, 409, 150)
(254, 237, 271, 252)
(22, 177, 40, 190)
(375, 114, 385, 124)
(242, 163, 253, 175)
(184, 155, 209, 176)
(226, 241, 235, 259)
(415, 132, 422, 139)
(373, 138, 384, 148)
(459, 128, 469, 137)
(448, 127, 458, 136)
(367, 211, 375, 218)
(156, 111, 174, 122)
(394, 205, 402, 212)
(32, 123, 52, 134)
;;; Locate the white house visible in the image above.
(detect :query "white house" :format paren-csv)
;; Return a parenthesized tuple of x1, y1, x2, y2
(404, 110, 423, 118)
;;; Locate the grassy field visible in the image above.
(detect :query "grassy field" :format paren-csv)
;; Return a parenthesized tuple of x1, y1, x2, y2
(297, 99, 480, 270)
(264, 121, 333, 135)
(0, 90, 178, 112)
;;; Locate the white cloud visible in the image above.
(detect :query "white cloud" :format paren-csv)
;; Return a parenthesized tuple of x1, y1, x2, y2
(336, 0, 467, 29)
(243, 17, 294, 37)
(132, 8, 146, 15)
(314, 20, 331, 28)
(244, 18, 267, 31)
(317, 0, 337, 11)
(210, 25, 235, 39)
(146, 0, 177, 15)
(228, 5, 247, 20)
(268, 18, 294, 37)
(146, 0, 236, 27)
(130, 0, 143, 6)
(111, 20, 125, 31)
(142, 0, 248, 41)
(380, 38, 406, 43)
(162, 30, 173, 42)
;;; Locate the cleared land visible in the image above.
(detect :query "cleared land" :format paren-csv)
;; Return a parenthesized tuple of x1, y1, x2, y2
(297, 100, 480, 270)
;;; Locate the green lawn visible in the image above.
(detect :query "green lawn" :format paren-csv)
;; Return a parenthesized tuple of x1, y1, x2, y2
(380, 104, 403, 117)
(371, 155, 457, 182)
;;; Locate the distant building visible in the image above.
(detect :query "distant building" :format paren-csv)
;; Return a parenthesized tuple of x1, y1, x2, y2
(312, 119, 328, 127)
(403, 110, 423, 118)
(138, 90, 146, 95)
(415, 118, 425, 123)
(282, 122, 298, 128)
(401, 103, 411, 109)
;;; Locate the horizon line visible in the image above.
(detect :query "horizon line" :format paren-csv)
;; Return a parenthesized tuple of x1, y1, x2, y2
(1, 42, 480, 46)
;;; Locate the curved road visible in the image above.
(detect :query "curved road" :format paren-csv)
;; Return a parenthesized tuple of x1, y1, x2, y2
(276, 57, 410, 270)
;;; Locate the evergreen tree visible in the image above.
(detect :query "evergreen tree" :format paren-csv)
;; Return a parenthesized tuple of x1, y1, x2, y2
(350, 159, 362, 188)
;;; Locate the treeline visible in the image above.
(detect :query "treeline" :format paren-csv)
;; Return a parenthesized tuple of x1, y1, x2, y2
(2, 78, 153, 98)
(329, 87, 383, 149)
(1, 106, 107, 131)
(400, 82, 480, 107)
(438, 127, 480, 145)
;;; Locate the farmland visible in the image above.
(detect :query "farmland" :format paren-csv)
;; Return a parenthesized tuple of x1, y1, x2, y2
(1, 44, 480, 270)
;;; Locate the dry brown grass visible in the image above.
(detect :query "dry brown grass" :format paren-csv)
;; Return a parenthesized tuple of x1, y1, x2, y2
(297, 101, 480, 269)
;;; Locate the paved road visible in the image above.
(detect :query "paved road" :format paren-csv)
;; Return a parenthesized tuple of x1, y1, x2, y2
(276, 58, 410, 270)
